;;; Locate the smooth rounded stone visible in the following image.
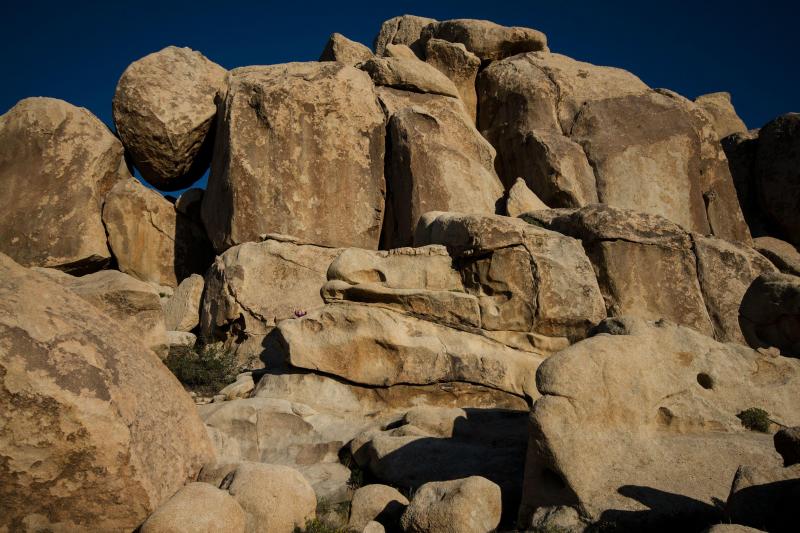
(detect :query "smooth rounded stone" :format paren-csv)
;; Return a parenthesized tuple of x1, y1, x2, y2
(694, 92, 748, 139)
(528, 505, 585, 533)
(363, 521, 385, 533)
(327, 245, 462, 291)
(704, 526, 767, 533)
(373, 14, 437, 56)
(692, 234, 777, 344)
(377, 88, 504, 248)
(319, 33, 373, 66)
(163, 273, 204, 331)
(402, 406, 466, 437)
(361, 56, 460, 98)
(213, 462, 316, 533)
(754, 236, 800, 276)
(425, 39, 480, 121)
(506, 177, 549, 217)
(218, 373, 254, 400)
(33, 267, 169, 357)
(739, 272, 800, 357)
(200, 238, 341, 346)
(754, 113, 800, 247)
(774, 426, 800, 466)
(422, 19, 548, 62)
(400, 476, 501, 533)
(277, 303, 543, 398)
(298, 462, 353, 504)
(167, 330, 197, 348)
(725, 463, 800, 533)
(103, 178, 214, 287)
(348, 484, 409, 531)
(140, 482, 246, 533)
(519, 318, 800, 529)
(112, 46, 227, 191)
(0, 97, 129, 273)
(0, 254, 214, 531)
(202, 62, 386, 253)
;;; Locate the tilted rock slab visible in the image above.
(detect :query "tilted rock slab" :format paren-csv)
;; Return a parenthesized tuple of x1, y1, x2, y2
(0, 97, 129, 273)
(478, 52, 750, 243)
(319, 32, 373, 66)
(103, 177, 214, 287)
(0, 254, 213, 531)
(112, 46, 227, 191)
(277, 303, 542, 398)
(424, 39, 481, 121)
(202, 62, 386, 252)
(163, 273, 204, 332)
(377, 88, 504, 248)
(361, 55, 460, 97)
(519, 317, 800, 530)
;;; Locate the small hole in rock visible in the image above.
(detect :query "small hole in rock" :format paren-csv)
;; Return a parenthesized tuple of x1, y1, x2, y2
(697, 373, 714, 390)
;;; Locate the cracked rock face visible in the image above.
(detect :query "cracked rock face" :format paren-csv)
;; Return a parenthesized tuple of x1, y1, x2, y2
(112, 46, 227, 191)
(0, 97, 130, 273)
(201, 62, 386, 253)
(102, 178, 214, 287)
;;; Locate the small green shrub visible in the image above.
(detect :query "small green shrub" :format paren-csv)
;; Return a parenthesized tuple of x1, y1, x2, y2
(163, 343, 239, 395)
(737, 407, 771, 432)
(293, 518, 352, 533)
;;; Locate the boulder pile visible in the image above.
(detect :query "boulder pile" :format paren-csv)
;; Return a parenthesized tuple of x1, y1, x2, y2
(1, 13, 798, 533)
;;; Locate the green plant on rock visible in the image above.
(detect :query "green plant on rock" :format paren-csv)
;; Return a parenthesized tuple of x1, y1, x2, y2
(737, 407, 771, 433)
(163, 343, 239, 396)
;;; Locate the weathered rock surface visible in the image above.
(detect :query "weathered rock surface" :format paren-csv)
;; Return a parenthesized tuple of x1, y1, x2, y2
(0, 254, 213, 532)
(140, 482, 246, 533)
(164, 273, 204, 332)
(373, 15, 437, 56)
(103, 177, 214, 287)
(378, 88, 503, 248)
(774, 426, 800, 466)
(424, 39, 481, 121)
(705, 526, 767, 533)
(520, 318, 800, 530)
(739, 272, 800, 357)
(319, 33, 373, 65)
(202, 62, 386, 252)
(416, 212, 606, 340)
(0, 97, 129, 273)
(361, 56, 460, 97)
(754, 113, 800, 247)
(112, 46, 227, 190)
(506, 177, 549, 217)
(422, 19, 548, 62)
(725, 463, 800, 533)
(201, 462, 317, 533)
(694, 92, 748, 139)
(33, 267, 169, 357)
(348, 484, 408, 531)
(200, 238, 341, 365)
(400, 476, 502, 533)
(754, 236, 800, 276)
(278, 304, 542, 398)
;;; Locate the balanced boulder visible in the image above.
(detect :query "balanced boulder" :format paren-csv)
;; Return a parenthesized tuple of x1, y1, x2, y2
(0, 97, 129, 273)
(421, 19, 548, 62)
(112, 46, 227, 191)
(319, 33, 373, 65)
(373, 15, 437, 56)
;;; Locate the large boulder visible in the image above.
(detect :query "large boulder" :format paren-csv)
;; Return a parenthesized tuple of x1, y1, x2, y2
(416, 212, 606, 341)
(348, 484, 408, 531)
(478, 53, 750, 243)
(520, 318, 800, 530)
(694, 92, 748, 139)
(277, 303, 543, 398)
(739, 272, 800, 357)
(754, 113, 800, 247)
(103, 177, 214, 287)
(424, 39, 481, 121)
(201, 62, 386, 252)
(378, 88, 503, 248)
(319, 33, 373, 66)
(112, 46, 227, 191)
(33, 267, 169, 357)
(0, 254, 214, 531)
(421, 19, 548, 62)
(373, 15, 437, 56)
(400, 476, 502, 533)
(140, 482, 246, 533)
(0, 97, 129, 273)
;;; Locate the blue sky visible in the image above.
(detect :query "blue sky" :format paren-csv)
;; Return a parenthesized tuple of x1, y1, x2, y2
(2, 0, 797, 192)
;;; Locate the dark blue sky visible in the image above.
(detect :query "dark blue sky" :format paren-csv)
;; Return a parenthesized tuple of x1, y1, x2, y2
(2, 1, 797, 191)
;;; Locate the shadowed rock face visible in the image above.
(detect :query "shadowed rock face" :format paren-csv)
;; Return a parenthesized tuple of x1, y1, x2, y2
(112, 46, 227, 191)
(0, 253, 213, 532)
(0, 97, 130, 273)
(201, 62, 386, 253)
